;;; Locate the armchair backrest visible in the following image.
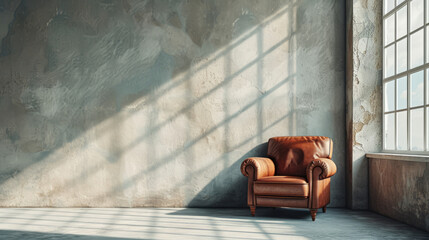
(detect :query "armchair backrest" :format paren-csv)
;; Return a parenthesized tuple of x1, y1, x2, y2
(267, 136, 333, 177)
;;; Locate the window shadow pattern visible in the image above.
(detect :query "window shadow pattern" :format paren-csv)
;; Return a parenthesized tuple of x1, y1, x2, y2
(0, 208, 427, 239)
(0, 0, 346, 208)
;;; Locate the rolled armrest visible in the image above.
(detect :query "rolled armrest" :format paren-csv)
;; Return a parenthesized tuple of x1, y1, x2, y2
(240, 157, 275, 180)
(306, 158, 337, 180)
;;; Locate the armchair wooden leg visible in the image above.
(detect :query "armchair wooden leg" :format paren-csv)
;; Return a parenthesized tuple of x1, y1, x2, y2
(323, 206, 327, 213)
(310, 209, 317, 221)
(250, 206, 256, 216)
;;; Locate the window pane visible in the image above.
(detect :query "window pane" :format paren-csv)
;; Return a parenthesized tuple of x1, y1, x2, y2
(427, 107, 429, 150)
(385, 80, 395, 112)
(396, 0, 405, 5)
(410, 108, 424, 151)
(410, 0, 424, 32)
(427, 0, 429, 23)
(397, 38, 407, 73)
(385, 45, 395, 78)
(427, 70, 429, 104)
(426, 69, 429, 104)
(385, 113, 395, 150)
(385, 0, 396, 14)
(397, 76, 407, 110)
(397, 5, 407, 39)
(411, 71, 424, 107)
(397, 111, 408, 150)
(410, 30, 424, 68)
(385, 14, 395, 46)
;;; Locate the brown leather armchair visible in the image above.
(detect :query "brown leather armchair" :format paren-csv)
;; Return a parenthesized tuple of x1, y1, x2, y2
(240, 136, 337, 221)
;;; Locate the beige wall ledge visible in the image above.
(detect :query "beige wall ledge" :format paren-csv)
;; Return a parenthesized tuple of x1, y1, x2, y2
(366, 153, 429, 162)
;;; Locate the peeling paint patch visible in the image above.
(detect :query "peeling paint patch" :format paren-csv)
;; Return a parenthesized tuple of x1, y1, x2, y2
(346, 0, 382, 209)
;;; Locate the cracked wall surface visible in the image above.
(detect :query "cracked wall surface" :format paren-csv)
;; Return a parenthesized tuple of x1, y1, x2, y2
(346, 0, 383, 209)
(0, 0, 345, 207)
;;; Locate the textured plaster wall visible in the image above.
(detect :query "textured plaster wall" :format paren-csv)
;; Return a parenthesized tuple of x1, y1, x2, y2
(0, 0, 345, 207)
(346, 0, 382, 209)
(369, 158, 429, 232)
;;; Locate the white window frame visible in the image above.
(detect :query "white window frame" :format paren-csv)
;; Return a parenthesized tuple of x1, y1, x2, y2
(383, 0, 429, 154)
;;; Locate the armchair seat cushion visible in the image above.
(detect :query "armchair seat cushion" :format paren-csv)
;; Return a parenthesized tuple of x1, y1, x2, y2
(254, 176, 309, 197)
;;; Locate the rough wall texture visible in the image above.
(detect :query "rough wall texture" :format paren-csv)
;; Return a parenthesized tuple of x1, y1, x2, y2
(346, 0, 382, 209)
(369, 158, 429, 232)
(0, 0, 345, 207)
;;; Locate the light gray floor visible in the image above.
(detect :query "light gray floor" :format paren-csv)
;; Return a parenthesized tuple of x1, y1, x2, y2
(0, 208, 427, 239)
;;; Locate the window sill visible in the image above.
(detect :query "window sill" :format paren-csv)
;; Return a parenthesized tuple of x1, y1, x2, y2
(366, 153, 429, 162)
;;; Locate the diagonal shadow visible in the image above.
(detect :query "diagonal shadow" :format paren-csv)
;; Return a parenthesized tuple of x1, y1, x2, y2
(0, 0, 293, 188)
(90, 76, 293, 202)
(0, 0, 300, 208)
(34, 15, 296, 200)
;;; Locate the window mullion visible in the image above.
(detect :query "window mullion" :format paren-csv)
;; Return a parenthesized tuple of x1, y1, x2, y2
(424, 0, 427, 151)
(383, 0, 386, 150)
(395, 1, 398, 150)
(407, 0, 411, 151)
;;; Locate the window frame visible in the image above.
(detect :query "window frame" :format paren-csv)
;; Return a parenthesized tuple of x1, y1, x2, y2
(383, 0, 429, 154)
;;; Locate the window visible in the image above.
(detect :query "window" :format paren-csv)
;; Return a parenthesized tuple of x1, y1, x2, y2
(383, 0, 429, 152)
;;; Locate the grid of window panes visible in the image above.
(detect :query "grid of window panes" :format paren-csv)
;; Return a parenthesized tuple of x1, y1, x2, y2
(383, 0, 429, 152)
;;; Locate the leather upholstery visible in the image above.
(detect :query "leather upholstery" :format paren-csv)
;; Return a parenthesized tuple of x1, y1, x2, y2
(256, 176, 307, 184)
(311, 177, 331, 209)
(241, 136, 337, 220)
(245, 166, 255, 206)
(240, 157, 275, 206)
(254, 176, 309, 197)
(267, 136, 332, 177)
(256, 196, 308, 208)
(306, 158, 337, 180)
(240, 157, 275, 180)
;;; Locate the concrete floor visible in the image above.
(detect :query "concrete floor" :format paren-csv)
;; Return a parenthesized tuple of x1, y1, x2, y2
(0, 208, 427, 239)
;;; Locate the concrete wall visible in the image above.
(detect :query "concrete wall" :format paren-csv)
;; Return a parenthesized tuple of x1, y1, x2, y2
(0, 0, 345, 207)
(369, 157, 429, 232)
(346, 0, 382, 209)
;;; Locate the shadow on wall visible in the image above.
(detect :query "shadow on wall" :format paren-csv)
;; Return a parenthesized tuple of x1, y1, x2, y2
(0, 0, 345, 207)
(187, 143, 268, 207)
